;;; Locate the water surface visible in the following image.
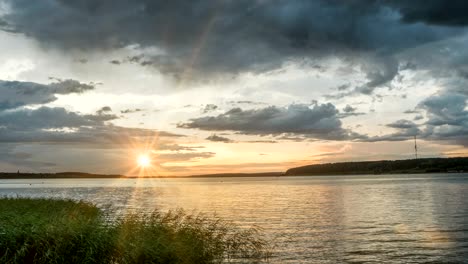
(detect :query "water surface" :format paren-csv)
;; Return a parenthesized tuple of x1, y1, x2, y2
(1, 174, 468, 263)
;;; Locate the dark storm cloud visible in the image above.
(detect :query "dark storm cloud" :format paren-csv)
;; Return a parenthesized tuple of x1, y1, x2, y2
(336, 84, 351, 91)
(364, 91, 468, 146)
(419, 92, 468, 146)
(420, 92, 468, 127)
(338, 104, 365, 118)
(90, 106, 119, 122)
(0, 105, 196, 169)
(355, 56, 399, 94)
(364, 119, 422, 142)
(0, 17, 16, 33)
(201, 104, 218, 114)
(386, 119, 418, 129)
(0, 79, 95, 110)
(0, 78, 183, 148)
(120, 108, 143, 114)
(179, 102, 364, 140)
(96, 106, 112, 114)
(385, 0, 468, 26)
(47, 78, 96, 93)
(393, 33, 468, 146)
(343, 105, 356, 113)
(403, 109, 419, 114)
(184, 95, 465, 144)
(1, 0, 464, 88)
(228, 101, 267, 106)
(206, 134, 232, 143)
(0, 107, 96, 130)
(0, 106, 182, 145)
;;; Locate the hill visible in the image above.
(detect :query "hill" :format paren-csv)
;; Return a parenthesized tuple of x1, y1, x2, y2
(285, 157, 468, 176)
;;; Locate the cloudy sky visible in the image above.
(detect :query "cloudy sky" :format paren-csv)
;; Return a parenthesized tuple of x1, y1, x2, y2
(1, 0, 467, 176)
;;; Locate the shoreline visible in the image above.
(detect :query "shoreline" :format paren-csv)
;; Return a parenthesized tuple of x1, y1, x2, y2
(1, 157, 467, 179)
(0, 171, 467, 180)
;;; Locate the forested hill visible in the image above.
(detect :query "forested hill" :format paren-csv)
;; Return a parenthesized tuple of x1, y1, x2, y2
(285, 157, 468, 176)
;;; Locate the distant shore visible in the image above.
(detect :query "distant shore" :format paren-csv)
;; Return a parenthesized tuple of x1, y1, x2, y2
(285, 157, 468, 176)
(1, 157, 467, 179)
(0, 171, 284, 179)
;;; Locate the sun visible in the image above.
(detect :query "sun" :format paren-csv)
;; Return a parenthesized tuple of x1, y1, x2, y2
(137, 154, 151, 167)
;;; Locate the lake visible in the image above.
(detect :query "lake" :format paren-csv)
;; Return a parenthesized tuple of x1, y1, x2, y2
(1, 173, 468, 263)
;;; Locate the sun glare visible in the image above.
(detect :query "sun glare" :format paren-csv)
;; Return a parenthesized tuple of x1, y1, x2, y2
(137, 154, 151, 167)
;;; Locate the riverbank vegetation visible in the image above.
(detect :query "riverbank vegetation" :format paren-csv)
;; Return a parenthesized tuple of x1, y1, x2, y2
(0, 198, 269, 263)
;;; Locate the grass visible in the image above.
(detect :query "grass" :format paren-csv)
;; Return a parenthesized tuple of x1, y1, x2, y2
(0, 198, 270, 263)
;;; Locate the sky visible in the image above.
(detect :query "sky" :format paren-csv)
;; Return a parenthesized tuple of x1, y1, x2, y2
(0, 0, 467, 176)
